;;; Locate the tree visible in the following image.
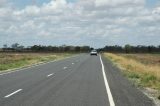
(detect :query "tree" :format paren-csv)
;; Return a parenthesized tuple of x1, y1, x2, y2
(3, 44, 7, 48)
(11, 43, 19, 50)
(125, 44, 131, 53)
(3, 44, 8, 51)
(80, 46, 90, 52)
(75, 46, 81, 52)
(148, 46, 153, 53)
(18, 45, 24, 50)
(31, 45, 42, 51)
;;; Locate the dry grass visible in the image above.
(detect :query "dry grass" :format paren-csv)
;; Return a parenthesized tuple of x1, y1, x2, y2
(0, 53, 73, 71)
(104, 53, 160, 90)
(118, 53, 160, 66)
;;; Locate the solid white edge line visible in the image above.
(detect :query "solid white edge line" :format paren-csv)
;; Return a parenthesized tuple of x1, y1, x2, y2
(4, 89, 22, 98)
(100, 55, 115, 106)
(47, 73, 54, 77)
(0, 55, 78, 76)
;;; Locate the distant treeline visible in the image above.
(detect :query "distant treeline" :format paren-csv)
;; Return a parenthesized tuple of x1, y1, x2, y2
(1, 43, 160, 53)
(99, 44, 160, 53)
(1, 43, 92, 53)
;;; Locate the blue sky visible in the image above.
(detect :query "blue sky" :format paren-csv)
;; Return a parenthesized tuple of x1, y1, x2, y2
(146, 0, 159, 7)
(10, 0, 78, 8)
(0, 0, 160, 48)
(10, 0, 159, 8)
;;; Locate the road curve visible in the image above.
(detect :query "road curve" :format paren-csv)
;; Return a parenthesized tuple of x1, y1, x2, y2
(0, 54, 154, 106)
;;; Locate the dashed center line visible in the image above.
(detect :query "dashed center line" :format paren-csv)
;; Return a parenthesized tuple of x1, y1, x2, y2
(4, 89, 22, 98)
(0, 55, 78, 76)
(47, 73, 54, 77)
(63, 67, 68, 69)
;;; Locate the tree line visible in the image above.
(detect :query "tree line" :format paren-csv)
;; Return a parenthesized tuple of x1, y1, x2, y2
(99, 44, 160, 53)
(1, 43, 160, 53)
(1, 43, 92, 53)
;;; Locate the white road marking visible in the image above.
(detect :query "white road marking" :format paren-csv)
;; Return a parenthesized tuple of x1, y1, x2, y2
(72, 63, 75, 65)
(0, 70, 21, 76)
(63, 67, 68, 69)
(47, 73, 54, 77)
(100, 55, 115, 106)
(4, 89, 22, 98)
(0, 55, 78, 76)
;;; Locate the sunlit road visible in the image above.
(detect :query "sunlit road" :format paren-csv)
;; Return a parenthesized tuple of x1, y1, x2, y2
(0, 54, 154, 106)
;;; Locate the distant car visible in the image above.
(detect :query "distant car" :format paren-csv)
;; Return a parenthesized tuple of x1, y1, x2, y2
(90, 50, 98, 56)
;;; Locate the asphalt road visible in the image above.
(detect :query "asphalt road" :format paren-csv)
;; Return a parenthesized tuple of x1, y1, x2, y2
(0, 54, 154, 106)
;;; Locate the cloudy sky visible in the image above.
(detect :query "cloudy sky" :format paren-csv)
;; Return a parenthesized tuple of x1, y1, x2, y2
(0, 0, 160, 48)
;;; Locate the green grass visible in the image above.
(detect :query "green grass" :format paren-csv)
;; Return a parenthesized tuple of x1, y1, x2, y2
(0, 53, 74, 72)
(0, 60, 28, 71)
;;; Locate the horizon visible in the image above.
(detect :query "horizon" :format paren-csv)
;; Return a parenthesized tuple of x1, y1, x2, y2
(0, 43, 160, 49)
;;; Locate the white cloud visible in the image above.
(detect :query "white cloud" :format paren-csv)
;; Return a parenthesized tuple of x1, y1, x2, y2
(13, 6, 40, 16)
(43, 0, 67, 10)
(152, 7, 160, 15)
(0, 0, 8, 7)
(0, 0, 160, 47)
(95, 0, 145, 7)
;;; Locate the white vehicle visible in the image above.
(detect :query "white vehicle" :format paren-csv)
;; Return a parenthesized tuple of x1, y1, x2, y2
(90, 50, 98, 56)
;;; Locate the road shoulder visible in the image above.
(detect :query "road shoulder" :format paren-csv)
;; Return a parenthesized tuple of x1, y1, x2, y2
(101, 55, 154, 106)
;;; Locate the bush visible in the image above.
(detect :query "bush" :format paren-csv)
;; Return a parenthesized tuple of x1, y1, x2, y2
(158, 95, 160, 100)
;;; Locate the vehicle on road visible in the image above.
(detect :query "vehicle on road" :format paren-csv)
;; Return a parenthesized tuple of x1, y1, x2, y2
(90, 50, 98, 56)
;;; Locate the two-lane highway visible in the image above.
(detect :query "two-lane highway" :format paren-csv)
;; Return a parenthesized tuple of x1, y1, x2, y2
(0, 54, 154, 106)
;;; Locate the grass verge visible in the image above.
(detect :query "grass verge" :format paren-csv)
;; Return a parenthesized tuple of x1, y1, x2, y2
(103, 53, 160, 100)
(0, 53, 74, 72)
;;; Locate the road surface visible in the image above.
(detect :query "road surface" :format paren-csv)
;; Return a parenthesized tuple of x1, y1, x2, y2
(0, 54, 154, 106)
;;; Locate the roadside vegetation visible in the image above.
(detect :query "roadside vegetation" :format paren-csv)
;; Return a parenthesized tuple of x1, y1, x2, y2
(0, 53, 74, 72)
(104, 53, 160, 100)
